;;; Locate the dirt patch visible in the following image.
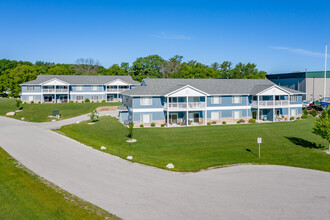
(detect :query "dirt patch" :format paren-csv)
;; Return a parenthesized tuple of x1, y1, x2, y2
(96, 106, 118, 111)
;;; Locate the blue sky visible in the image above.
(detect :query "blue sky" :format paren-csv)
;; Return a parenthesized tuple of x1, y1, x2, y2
(0, 0, 329, 73)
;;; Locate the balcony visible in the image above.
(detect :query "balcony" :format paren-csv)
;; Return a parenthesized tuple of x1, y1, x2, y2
(42, 89, 68, 93)
(251, 100, 289, 108)
(164, 102, 206, 110)
(106, 88, 129, 93)
(56, 89, 68, 93)
(42, 89, 55, 93)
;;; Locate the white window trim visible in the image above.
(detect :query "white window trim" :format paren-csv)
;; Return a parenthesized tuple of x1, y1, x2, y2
(232, 96, 242, 104)
(92, 86, 98, 91)
(28, 96, 34, 101)
(76, 95, 84, 101)
(290, 95, 298, 102)
(140, 97, 152, 106)
(91, 95, 99, 101)
(211, 96, 221, 104)
(27, 86, 35, 91)
(76, 86, 83, 91)
(140, 113, 152, 123)
(211, 111, 221, 120)
(291, 109, 298, 116)
(232, 110, 242, 119)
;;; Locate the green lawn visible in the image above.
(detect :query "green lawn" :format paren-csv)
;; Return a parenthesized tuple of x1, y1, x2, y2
(0, 147, 119, 220)
(58, 117, 330, 172)
(0, 98, 120, 122)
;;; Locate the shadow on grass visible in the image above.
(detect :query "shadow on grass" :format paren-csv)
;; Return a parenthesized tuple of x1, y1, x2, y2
(286, 136, 325, 149)
(245, 148, 258, 157)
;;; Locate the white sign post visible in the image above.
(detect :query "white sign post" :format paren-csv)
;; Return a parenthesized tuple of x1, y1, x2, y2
(257, 137, 262, 158)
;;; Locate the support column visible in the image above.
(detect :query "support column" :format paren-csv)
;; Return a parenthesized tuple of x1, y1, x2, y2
(54, 86, 57, 103)
(288, 95, 291, 121)
(273, 95, 275, 122)
(257, 95, 260, 123)
(167, 96, 169, 127)
(204, 95, 207, 125)
(186, 96, 189, 126)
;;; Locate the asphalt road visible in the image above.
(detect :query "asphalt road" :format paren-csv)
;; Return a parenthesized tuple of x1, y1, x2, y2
(0, 115, 329, 220)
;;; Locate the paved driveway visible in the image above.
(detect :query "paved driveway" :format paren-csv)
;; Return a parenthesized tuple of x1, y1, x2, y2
(0, 116, 329, 220)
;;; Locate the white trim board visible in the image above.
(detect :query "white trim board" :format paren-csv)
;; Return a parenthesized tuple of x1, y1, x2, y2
(69, 92, 106, 95)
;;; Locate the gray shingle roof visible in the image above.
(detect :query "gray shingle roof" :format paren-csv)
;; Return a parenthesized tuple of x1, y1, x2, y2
(22, 75, 140, 85)
(121, 78, 303, 96)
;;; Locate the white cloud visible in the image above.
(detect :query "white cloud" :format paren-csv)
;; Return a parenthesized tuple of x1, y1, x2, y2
(152, 32, 191, 40)
(269, 46, 324, 57)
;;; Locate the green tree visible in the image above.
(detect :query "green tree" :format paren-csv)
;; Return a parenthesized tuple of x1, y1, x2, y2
(131, 55, 166, 81)
(107, 64, 128, 75)
(313, 107, 330, 152)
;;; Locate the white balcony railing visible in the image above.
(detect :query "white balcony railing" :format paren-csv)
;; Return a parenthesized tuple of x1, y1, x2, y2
(165, 102, 206, 109)
(56, 89, 68, 93)
(252, 100, 289, 108)
(42, 89, 55, 93)
(107, 88, 129, 92)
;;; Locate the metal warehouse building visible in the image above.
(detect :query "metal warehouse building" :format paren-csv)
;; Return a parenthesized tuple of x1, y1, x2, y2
(267, 71, 330, 101)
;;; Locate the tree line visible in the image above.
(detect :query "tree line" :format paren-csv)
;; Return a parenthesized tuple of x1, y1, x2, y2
(0, 55, 266, 97)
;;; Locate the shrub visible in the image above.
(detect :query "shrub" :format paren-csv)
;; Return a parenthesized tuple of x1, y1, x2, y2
(16, 99, 22, 109)
(31, 101, 34, 104)
(161, 124, 165, 127)
(249, 118, 256, 123)
(102, 100, 106, 103)
(207, 122, 211, 126)
(290, 116, 294, 121)
(92, 101, 94, 103)
(89, 109, 99, 122)
(211, 121, 217, 124)
(310, 109, 317, 117)
(76, 101, 78, 103)
(237, 121, 241, 124)
(126, 123, 134, 139)
(69, 100, 74, 103)
(303, 108, 308, 116)
(85, 98, 90, 103)
(82, 101, 84, 103)
(296, 117, 300, 120)
(222, 121, 226, 124)
(151, 122, 155, 127)
(140, 124, 144, 128)
(239, 119, 245, 123)
(38, 101, 41, 104)
(302, 115, 308, 119)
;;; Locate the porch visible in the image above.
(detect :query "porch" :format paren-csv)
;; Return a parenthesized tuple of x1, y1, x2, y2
(165, 111, 206, 126)
(43, 94, 68, 103)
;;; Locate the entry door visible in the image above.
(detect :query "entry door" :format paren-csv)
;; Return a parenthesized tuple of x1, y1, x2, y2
(193, 113, 199, 123)
(107, 95, 114, 102)
(170, 114, 178, 124)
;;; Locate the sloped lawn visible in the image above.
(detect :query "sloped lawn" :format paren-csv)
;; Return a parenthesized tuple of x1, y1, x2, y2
(58, 117, 330, 172)
(0, 98, 120, 122)
(0, 147, 119, 219)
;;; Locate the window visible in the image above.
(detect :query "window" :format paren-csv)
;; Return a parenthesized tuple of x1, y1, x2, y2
(92, 86, 98, 91)
(290, 95, 298, 102)
(232, 96, 242, 104)
(140, 97, 152, 106)
(76, 95, 83, 101)
(291, 109, 298, 116)
(140, 114, 152, 123)
(91, 95, 99, 101)
(233, 111, 242, 119)
(211, 111, 221, 120)
(76, 86, 83, 91)
(211, 96, 221, 104)
(28, 96, 34, 101)
(27, 86, 35, 91)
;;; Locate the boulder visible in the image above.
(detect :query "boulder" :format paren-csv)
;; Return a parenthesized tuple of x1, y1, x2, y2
(127, 156, 133, 160)
(15, 110, 22, 113)
(166, 163, 174, 169)
(21, 117, 24, 120)
(52, 119, 56, 122)
(76, 121, 80, 124)
(100, 146, 106, 150)
(6, 112, 15, 116)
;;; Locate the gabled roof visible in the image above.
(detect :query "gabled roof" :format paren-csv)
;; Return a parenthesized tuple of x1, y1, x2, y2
(22, 75, 140, 85)
(121, 78, 303, 96)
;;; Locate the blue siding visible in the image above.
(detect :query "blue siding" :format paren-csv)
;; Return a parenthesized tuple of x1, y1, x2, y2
(71, 85, 104, 92)
(207, 95, 248, 106)
(21, 95, 42, 101)
(21, 85, 41, 93)
(133, 112, 165, 122)
(119, 112, 129, 122)
(133, 97, 164, 108)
